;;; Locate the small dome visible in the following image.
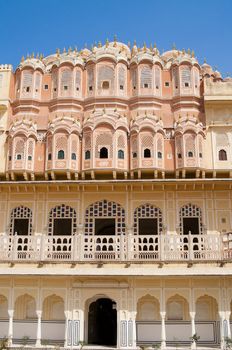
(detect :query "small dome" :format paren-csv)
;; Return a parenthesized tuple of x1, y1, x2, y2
(162, 50, 179, 61)
(201, 62, 213, 75)
(214, 70, 222, 79)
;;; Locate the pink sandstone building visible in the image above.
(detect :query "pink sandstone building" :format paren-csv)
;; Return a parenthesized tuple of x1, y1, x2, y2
(0, 39, 232, 349)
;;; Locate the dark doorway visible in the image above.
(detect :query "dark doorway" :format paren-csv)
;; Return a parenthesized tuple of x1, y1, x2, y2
(53, 218, 72, 235)
(95, 218, 115, 235)
(144, 148, 151, 158)
(88, 298, 117, 346)
(139, 218, 158, 235)
(13, 219, 29, 235)
(100, 147, 108, 159)
(183, 217, 199, 235)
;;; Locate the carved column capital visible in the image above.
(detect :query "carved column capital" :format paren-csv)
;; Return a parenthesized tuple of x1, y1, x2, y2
(189, 311, 196, 319)
(8, 309, 14, 318)
(36, 310, 42, 318)
(160, 311, 166, 319)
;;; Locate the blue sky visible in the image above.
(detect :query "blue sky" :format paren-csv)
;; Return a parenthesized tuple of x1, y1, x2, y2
(1, 0, 231, 76)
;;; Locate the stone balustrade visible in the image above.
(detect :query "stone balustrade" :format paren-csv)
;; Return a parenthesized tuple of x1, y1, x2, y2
(0, 233, 228, 263)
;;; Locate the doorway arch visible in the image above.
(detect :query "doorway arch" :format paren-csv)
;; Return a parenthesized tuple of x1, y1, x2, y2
(88, 297, 117, 346)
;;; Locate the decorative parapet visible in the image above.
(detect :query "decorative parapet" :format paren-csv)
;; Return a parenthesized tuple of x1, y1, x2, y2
(204, 79, 232, 100)
(0, 64, 13, 71)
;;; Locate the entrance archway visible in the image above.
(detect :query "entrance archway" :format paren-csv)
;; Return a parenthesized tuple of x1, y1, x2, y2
(88, 298, 117, 346)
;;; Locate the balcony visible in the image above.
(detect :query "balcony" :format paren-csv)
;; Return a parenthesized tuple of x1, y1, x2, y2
(0, 234, 230, 264)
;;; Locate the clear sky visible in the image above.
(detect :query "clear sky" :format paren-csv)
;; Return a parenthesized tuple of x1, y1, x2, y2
(0, 0, 231, 76)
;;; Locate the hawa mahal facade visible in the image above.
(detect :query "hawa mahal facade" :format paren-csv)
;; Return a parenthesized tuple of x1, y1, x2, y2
(0, 39, 232, 349)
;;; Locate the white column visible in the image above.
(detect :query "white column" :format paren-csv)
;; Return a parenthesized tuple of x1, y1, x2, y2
(8, 309, 14, 345)
(127, 227, 133, 261)
(64, 310, 69, 347)
(78, 309, 84, 344)
(225, 311, 231, 339)
(36, 310, 42, 346)
(132, 311, 137, 349)
(219, 311, 225, 350)
(160, 312, 166, 349)
(190, 312, 196, 350)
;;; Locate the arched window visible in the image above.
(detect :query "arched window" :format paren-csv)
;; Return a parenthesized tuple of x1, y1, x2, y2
(140, 66, 152, 89)
(85, 150, 91, 160)
(133, 152, 137, 158)
(166, 295, 189, 321)
(100, 147, 108, 159)
(137, 295, 160, 321)
(185, 134, 195, 157)
(195, 296, 218, 321)
(134, 204, 163, 236)
(42, 295, 65, 321)
(144, 148, 151, 158)
(118, 150, 124, 159)
(48, 153, 52, 161)
(84, 200, 125, 236)
(48, 204, 77, 236)
(157, 151, 162, 159)
(22, 71, 33, 94)
(179, 203, 203, 235)
(178, 153, 182, 159)
(9, 206, 32, 236)
(118, 66, 126, 91)
(60, 69, 73, 93)
(102, 81, 109, 89)
(58, 150, 65, 160)
(15, 294, 37, 320)
(98, 66, 114, 93)
(181, 67, 191, 88)
(15, 138, 25, 161)
(219, 149, 227, 161)
(71, 153, 76, 160)
(0, 295, 8, 319)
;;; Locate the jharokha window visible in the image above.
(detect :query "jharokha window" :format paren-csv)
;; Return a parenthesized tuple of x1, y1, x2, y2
(48, 204, 77, 236)
(9, 206, 33, 236)
(84, 200, 126, 236)
(179, 203, 203, 235)
(134, 204, 163, 235)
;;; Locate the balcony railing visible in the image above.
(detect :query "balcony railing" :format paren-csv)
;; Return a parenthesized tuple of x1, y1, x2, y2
(0, 234, 229, 263)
